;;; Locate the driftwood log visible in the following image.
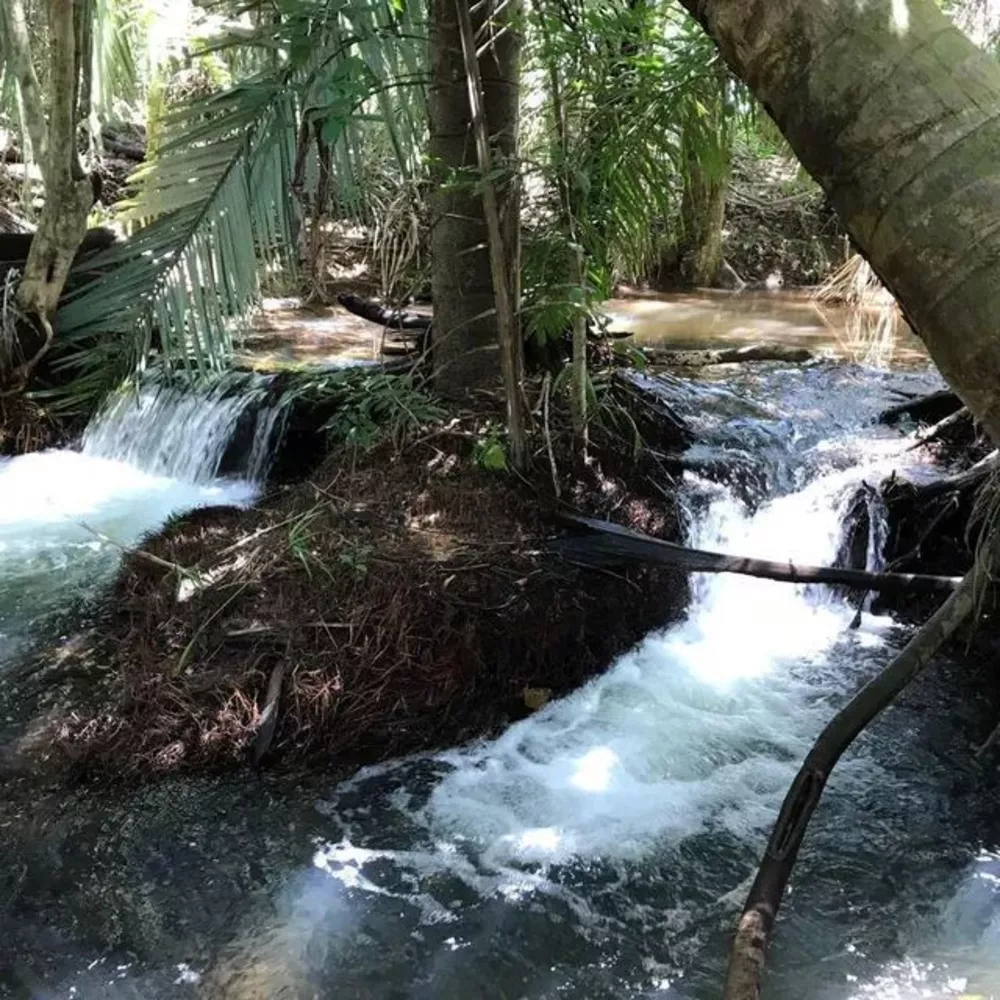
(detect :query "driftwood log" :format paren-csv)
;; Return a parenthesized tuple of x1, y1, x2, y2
(337, 292, 431, 330)
(101, 129, 146, 162)
(642, 343, 814, 367)
(553, 514, 964, 594)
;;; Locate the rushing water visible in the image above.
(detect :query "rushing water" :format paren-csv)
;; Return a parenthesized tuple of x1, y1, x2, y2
(0, 378, 280, 659)
(1, 343, 999, 998)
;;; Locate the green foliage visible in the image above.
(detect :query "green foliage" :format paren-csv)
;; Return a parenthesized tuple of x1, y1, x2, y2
(283, 366, 444, 450)
(287, 505, 330, 579)
(46, 0, 428, 413)
(474, 427, 508, 472)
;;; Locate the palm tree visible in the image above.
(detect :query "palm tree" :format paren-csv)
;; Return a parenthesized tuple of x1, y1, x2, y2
(428, 0, 522, 400)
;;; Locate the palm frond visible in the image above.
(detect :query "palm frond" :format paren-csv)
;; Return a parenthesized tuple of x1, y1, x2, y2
(51, 0, 428, 414)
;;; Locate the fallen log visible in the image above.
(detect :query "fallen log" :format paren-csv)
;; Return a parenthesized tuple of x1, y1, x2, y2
(643, 343, 813, 366)
(722, 551, 992, 1000)
(878, 388, 961, 425)
(101, 130, 145, 162)
(337, 292, 432, 331)
(552, 514, 963, 594)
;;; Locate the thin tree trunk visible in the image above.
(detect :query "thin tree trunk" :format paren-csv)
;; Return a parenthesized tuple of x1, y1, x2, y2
(554, 513, 965, 594)
(677, 0, 1000, 445)
(6, 0, 95, 387)
(429, 0, 521, 398)
(453, 0, 527, 470)
(676, 61, 731, 287)
(721, 551, 992, 1000)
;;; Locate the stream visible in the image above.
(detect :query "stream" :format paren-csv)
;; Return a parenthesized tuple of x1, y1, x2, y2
(1, 299, 999, 999)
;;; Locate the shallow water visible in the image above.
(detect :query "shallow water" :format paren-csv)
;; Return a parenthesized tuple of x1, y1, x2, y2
(606, 290, 926, 369)
(1, 347, 999, 999)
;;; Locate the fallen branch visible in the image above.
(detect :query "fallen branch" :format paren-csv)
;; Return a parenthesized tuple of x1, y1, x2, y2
(553, 514, 964, 594)
(907, 405, 972, 450)
(101, 129, 145, 162)
(251, 660, 286, 767)
(643, 343, 813, 367)
(900, 449, 999, 500)
(722, 551, 992, 1000)
(336, 292, 431, 331)
(878, 388, 961, 425)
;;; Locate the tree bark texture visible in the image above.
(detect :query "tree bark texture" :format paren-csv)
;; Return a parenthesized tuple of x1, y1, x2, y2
(12, 0, 94, 324)
(429, 0, 521, 397)
(677, 0, 1000, 444)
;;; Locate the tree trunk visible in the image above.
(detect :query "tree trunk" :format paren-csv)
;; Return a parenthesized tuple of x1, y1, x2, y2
(429, 0, 521, 397)
(4, 0, 95, 387)
(677, 0, 1000, 445)
(679, 143, 730, 287)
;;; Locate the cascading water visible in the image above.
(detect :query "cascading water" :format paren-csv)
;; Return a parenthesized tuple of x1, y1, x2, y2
(2, 361, 999, 1000)
(0, 374, 284, 658)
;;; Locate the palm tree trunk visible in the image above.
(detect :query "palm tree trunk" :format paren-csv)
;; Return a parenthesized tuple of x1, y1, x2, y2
(678, 144, 730, 287)
(678, 0, 1000, 444)
(429, 0, 521, 398)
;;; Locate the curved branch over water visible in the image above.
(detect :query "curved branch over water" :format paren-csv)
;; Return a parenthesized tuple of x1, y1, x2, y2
(721, 550, 993, 1000)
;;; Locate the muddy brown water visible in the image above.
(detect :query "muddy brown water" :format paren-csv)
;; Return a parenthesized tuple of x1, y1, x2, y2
(607, 289, 926, 368)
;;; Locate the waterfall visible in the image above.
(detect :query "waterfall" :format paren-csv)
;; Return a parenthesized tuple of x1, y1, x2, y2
(0, 374, 284, 656)
(82, 374, 286, 484)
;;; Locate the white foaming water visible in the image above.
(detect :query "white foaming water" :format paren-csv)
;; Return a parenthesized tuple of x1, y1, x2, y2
(82, 377, 281, 483)
(311, 445, 907, 881)
(414, 451, 901, 866)
(295, 398, 998, 998)
(0, 378, 280, 656)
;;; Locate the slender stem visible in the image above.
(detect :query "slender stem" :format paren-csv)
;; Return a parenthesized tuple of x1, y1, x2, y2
(722, 544, 995, 1000)
(4, 0, 49, 169)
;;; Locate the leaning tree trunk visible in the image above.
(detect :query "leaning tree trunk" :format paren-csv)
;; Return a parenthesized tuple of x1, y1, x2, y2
(678, 0, 1000, 445)
(429, 0, 521, 397)
(4, 0, 95, 388)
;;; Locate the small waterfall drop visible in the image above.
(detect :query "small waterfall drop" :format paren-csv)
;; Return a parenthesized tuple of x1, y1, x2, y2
(0, 373, 285, 656)
(82, 374, 286, 484)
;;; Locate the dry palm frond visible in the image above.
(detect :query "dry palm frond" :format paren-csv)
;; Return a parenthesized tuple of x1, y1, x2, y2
(372, 178, 426, 302)
(814, 252, 900, 367)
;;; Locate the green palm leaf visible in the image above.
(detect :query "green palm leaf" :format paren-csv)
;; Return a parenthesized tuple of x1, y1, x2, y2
(49, 0, 427, 415)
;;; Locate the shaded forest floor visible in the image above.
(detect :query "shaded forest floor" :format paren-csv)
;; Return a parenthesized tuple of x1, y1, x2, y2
(5, 389, 689, 784)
